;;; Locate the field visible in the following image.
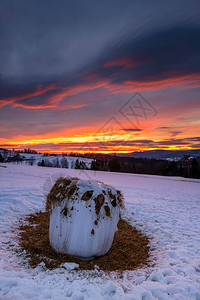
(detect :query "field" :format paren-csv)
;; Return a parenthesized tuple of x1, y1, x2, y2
(0, 163, 200, 300)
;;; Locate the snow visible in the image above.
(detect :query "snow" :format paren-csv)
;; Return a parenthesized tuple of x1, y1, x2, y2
(0, 163, 200, 299)
(49, 177, 120, 258)
(62, 262, 79, 270)
(165, 157, 181, 162)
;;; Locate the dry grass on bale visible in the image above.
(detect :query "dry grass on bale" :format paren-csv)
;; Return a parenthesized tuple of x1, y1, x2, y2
(18, 211, 151, 271)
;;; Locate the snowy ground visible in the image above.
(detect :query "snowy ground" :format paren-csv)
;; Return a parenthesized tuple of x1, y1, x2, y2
(0, 163, 200, 300)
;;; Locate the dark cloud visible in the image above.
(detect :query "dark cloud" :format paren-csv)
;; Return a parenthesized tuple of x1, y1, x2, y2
(91, 26, 200, 84)
(1, 1, 200, 109)
(170, 131, 182, 137)
(157, 127, 172, 130)
(123, 129, 142, 132)
(155, 137, 200, 146)
(186, 137, 200, 142)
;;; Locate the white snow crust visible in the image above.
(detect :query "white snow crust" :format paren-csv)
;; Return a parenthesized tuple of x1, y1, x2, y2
(0, 163, 200, 299)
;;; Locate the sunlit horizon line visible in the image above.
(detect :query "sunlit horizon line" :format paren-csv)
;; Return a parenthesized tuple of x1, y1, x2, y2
(0, 131, 144, 146)
(0, 135, 197, 154)
(2, 145, 195, 155)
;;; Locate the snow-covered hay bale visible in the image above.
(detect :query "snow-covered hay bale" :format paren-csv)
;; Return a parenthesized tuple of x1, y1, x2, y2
(46, 177, 124, 259)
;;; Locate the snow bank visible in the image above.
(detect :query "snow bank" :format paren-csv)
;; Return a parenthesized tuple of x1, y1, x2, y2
(47, 177, 123, 259)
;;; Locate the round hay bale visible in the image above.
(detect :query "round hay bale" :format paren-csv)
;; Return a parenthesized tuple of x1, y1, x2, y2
(46, 176, 124, 259)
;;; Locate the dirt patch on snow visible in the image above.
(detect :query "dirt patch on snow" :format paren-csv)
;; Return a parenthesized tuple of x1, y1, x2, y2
(94, 194, 105, 215)
(104, 205, 111, 217)
(81, 190, 94, 201)
(17, 211, 151, 271)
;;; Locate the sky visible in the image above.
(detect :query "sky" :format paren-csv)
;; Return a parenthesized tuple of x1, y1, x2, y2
(0, 0, 200, 153)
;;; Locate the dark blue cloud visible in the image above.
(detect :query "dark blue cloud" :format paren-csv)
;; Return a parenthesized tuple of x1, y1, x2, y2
(91, 26, 200, 83)
(1, 1, 200, 109)
(123, 129, 143, 132)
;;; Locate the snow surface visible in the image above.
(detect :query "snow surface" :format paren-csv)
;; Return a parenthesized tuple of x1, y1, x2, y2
(49, 178, 120, 258)
(0, 163, 200, 300)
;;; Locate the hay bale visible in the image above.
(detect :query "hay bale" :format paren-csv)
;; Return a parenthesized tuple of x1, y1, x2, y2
(46, 176, 124, 259)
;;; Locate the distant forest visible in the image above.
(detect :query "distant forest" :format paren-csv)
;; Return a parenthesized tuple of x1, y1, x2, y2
(82, 153, 200, 179)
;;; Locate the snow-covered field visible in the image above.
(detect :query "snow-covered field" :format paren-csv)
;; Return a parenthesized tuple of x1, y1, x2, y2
(0, 163, 200, 300)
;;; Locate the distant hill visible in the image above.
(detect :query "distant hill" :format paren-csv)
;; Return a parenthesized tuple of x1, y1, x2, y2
(119, 149, 200, 160)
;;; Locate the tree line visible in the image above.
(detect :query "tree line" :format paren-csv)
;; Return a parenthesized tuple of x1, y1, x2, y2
(90, 154, 200, 179)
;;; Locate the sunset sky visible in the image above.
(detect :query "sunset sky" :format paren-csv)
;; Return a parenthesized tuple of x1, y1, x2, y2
(1, 0, 200, 153)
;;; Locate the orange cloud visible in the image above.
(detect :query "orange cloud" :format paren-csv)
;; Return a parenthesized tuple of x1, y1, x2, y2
(106, 74, 200, 93)
(1, 72, 200, 112)
(1, 81, 107, 110)
(104, 58, 138, 69)
(0, 84, 56, 108)
(46, 81, 106, 108)
(1, 71, 200, 111)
